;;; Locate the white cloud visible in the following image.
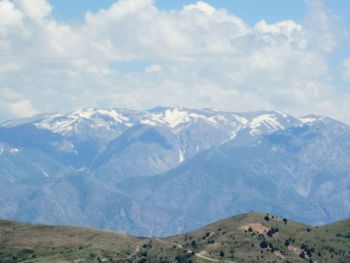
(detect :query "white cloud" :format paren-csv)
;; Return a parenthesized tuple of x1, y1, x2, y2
(0, 0, 349, 123)
(0, 88, 38, 118)
(183, 1, 216, 15)
(0, 0, 23, 31)
(14, 0, 51, 20)
(5, 100, 38, 118)
(304, 0, 345, 53)
(255, 20, 303, 35)
(145, 64, 162, 73)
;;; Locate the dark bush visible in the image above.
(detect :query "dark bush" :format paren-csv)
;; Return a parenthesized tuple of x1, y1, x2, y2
(260, 240, 268, 249)
(267, 227, 279, 237)
(190, 240, 197, 249)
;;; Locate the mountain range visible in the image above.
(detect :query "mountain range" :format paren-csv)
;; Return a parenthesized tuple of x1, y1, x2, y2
(0, 107, 350, 236)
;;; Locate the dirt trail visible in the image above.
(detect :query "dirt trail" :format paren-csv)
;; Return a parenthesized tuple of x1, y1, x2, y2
(196, 251, 221, 262)
(155, 238, 236, 263)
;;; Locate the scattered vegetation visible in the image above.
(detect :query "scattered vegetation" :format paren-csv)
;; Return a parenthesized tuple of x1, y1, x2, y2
(0, 212, 349, 262)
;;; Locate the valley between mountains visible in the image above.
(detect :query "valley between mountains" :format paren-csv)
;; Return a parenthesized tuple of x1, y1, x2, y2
(0, 107, 350, 236)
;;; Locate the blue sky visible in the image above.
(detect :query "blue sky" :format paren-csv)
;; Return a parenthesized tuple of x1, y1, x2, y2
(50, 0, 306, 24)
(0, 0, 350, 123)
(50, 0, 350, 27)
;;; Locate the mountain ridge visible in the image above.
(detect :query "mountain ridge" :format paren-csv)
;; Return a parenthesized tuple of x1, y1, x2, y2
(1, 212, 349, 262)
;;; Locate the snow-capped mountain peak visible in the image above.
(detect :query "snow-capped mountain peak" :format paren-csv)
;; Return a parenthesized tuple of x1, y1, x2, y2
(34, 108, 133, 135)
(143, 107, 205, 128)
(239, 111, 299, 136)
(248, 113, 285, 135)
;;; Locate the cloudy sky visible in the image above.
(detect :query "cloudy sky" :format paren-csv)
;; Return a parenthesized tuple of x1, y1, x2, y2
(0, 0, 350, 123)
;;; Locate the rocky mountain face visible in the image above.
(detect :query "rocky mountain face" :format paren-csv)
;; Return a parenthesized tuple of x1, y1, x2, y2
(0, 107, 349, 236)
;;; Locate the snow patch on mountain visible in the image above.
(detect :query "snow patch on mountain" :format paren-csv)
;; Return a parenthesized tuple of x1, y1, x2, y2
(36, 113, 75, 133)
(178, 150, 185, 163)
(299, 115, 324, 124)
(35, 108, 133, 134)
(95, 109, 131, 125)
(249, 114, 285, 135)
(234, 115, 249, 125)
(230, 131, 238, 140)
(0, 145, 20, 155)
(142, 107, 249, 130)
(140, 118, 159, 126)
(9, 148, 20, 154)
(145, 108, 204, 128)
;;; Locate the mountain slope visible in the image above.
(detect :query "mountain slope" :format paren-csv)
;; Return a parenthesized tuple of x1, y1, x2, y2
(1, 213, 349, 263)
(122, 116, 350, 235)
(92, 125, 181, 181)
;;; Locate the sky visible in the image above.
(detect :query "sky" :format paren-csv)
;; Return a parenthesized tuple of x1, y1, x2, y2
(0, 0, 350, 123)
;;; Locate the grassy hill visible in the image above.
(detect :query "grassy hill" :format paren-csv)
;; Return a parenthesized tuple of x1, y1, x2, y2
(0, 213, 349, 262)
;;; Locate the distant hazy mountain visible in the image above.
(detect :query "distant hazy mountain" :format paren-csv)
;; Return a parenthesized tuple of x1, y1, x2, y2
(0, 107, 349, 236)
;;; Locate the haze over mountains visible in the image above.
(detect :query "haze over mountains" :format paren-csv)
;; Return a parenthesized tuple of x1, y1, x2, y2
(0, 107, 350, 236)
